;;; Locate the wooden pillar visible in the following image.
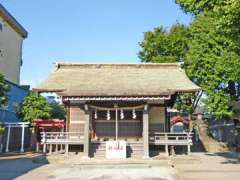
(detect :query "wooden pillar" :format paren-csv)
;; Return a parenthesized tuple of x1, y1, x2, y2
(143, 105, 149, 158)
(42, 131, 46, 154)
(114, 104, 118, 140)
(187, 145, 191, 155)
(60, 144, 63, 152)
(83, 105, 90, 158)
(66, 103, 70, 131)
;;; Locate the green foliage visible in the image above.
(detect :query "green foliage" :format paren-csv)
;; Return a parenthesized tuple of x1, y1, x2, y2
(19, 92, 52, 123)
(178, 0, 240, 119)
(175, 0, 222, 15)
(139, 23, 189, 63)
(139, 0, 240, 120)
(49, 103, 66, 120)
(175, 93, 197, 115)
(185, 11, 240, 119)
(139, 23, 196, 115)
(0, 73, 9, 106)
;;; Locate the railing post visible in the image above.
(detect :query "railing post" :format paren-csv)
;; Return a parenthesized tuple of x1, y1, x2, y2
(49, 144, 52, 155)
(65, 143, 69, 155)
(36, 142, 39, 152)
(187, 133, 191, 155)
(165, 133, 168, 156)
(55, 144, 58, 153)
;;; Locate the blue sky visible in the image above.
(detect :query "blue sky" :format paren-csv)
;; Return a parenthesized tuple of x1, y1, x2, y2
(1, 0, 192, 87)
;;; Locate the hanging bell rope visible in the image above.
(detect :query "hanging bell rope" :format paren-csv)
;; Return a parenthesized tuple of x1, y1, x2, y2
(94, 109, 98, 119)
(132, 109, 137, 119)
(107, 110, 111, 120)
(120, 109, 124, 119)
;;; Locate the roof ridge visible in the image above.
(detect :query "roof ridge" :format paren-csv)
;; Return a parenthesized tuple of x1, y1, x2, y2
(54, 62, 181, 69)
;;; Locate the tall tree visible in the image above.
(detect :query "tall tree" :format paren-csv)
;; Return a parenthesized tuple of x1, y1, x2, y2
(186, 12, 240, 118)
(0, 73, 9, 106)
(139, 23, 198, 116)
(139, 23, 189, 63)
(176, 0, 240, 119)
(18, 92, 52, 123)
(139, 1, 240, 120)
(49, 103, 66, 120)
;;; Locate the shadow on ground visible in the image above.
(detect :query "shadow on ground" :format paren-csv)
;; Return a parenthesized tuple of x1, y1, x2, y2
(205, 152, 240, 164)
(191, 139, 207, 152)
(0, 154, 48, 180)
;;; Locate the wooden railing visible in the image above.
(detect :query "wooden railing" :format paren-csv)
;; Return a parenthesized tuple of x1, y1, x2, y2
(41, 132, 84, 144)
(149, 132, 193, 145)
(39, 132, 84, 154)
(149, 132, 193, 155)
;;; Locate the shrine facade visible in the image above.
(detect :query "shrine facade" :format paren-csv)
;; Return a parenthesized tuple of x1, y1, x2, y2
(34, 63, 200, 158)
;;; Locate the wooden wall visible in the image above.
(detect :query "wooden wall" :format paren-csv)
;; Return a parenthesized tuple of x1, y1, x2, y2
(149, 106, 166, 133)
(69, 106, 85, 135)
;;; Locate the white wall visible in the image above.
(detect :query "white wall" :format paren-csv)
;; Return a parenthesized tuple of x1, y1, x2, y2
(0, 16, 23, 84)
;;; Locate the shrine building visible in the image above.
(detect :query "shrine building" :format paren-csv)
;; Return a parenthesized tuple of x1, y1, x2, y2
(34, 63, 200, 158)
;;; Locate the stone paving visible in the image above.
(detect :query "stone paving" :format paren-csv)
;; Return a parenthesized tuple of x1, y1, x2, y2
(0, 152, 240, 180)
(172, 152, 240, 180)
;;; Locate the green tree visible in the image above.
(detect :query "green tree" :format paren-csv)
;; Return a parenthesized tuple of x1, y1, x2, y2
(175, 0, 240, 119)
(139, 1, 240, 120)
(19, 91, 52, 123)
(139, 23, 198, 117)
(0, 73, 9, 106)
(175, 0, 223, 15)
(49, 103, 66, 120)
(139, 23, 189, 63)
(185, 12, 240, 119)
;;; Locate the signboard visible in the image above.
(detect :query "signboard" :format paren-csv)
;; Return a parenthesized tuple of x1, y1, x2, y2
(106, 140, 126, 159)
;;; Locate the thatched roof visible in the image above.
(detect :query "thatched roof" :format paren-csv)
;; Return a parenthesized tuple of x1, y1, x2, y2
(34, 63, 200, 97)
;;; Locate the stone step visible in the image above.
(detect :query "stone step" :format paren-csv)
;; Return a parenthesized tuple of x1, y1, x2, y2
(128, 147, 144, 150)
(92, 148, 144, 153)
(91, 142, 144, 158)
(93, 152, 143, 157)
